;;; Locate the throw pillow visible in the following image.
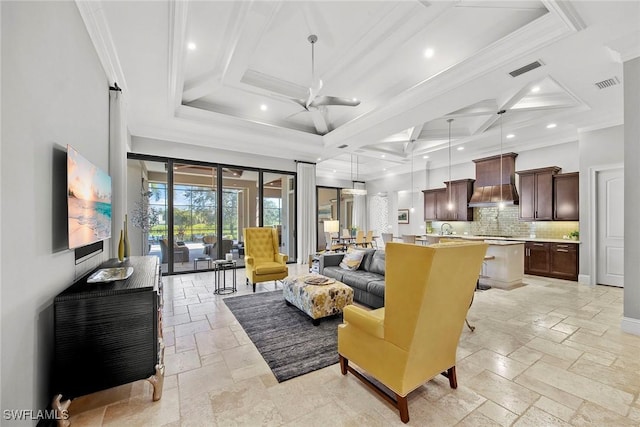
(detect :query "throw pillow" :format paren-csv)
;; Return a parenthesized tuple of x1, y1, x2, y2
(339, 248, 365, 271)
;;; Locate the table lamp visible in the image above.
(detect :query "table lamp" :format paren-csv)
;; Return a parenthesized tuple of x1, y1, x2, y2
(324, 220, 340, 234)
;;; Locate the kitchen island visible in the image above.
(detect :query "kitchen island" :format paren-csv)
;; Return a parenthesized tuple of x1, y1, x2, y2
(479, 240, 525, 289)
(423, 234, 525, 289)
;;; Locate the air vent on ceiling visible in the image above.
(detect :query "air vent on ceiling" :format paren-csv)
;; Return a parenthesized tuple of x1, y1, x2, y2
(595, 77, 620, 89)
(337, 144, 348, 149)
(509, 60, 544, 78)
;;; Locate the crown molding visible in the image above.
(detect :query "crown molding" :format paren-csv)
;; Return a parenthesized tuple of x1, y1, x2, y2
(606, 31, 640, 62)
(168, 0, 189, 112)
(75, 1, 127, 92)
(323, 8, 583, 150)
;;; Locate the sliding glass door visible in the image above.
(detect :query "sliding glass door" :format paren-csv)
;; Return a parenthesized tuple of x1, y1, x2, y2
(172, 163, 217, 273)
(127, 154, 296, 274)
(221, 168, 258, 267)
(263, 172, 296, 261)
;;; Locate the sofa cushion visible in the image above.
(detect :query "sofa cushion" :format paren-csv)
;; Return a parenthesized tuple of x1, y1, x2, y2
(367, 251, 386, 276)
(322, 266, 344, 282)
(358, 249, 376, 271)
(341, 270, 384, 291)
(339, 248, 366, 271)
(367, 280, 386, 299)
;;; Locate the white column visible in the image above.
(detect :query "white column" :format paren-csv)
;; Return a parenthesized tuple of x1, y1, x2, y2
(109, 89, 127, 257)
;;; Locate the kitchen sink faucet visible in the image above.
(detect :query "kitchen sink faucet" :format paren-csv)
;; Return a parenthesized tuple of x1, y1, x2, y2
(441, 223, 452, 235)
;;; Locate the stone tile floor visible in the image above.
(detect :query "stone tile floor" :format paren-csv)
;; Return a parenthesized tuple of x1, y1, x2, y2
(68, 264, 640, 426)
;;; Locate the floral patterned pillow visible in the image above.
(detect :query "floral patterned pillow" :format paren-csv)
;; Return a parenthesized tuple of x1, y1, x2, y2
(339, 249, 365, 271)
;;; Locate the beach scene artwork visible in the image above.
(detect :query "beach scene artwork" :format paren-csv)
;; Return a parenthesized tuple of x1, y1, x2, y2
(67, 145, 112, 249)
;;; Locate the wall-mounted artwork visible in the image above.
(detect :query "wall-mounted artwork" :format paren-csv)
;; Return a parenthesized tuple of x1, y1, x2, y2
(318, 204, 332, 220)
(398, 209, 409, 224)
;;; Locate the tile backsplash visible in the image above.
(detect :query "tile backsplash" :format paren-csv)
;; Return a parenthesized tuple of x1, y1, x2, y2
(428, 206, 579, 239)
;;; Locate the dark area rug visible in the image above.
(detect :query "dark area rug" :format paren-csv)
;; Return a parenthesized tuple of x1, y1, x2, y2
(223, 290, 342, 382)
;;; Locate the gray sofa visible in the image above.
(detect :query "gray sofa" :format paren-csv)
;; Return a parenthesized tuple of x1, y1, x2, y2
(318, 249, 385, 309)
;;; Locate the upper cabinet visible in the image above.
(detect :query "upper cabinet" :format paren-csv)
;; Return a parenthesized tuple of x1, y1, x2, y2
(517, 167, 560, 220)
(423, 189, 442, 221)
(444, 179, 475, 221)
(423, 179, 474, 221)
(553, 172, 579, 220)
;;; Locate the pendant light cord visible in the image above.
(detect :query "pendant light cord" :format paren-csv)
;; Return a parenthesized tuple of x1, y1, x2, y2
(498, 110, 506, 205)
(447, 119, 454, 207)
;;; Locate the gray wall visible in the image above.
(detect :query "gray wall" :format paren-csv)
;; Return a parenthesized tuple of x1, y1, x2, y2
(577, 125, 624, 282)
(1, 1, 109, 420)
(366, 141, 579, 237)
(624, 57, 640, 327)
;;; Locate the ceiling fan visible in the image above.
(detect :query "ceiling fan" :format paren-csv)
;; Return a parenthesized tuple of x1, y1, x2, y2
(290, 34, 360, 134)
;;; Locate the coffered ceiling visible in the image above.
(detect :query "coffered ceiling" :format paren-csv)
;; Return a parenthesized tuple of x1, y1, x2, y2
(79, 1, 639, 182)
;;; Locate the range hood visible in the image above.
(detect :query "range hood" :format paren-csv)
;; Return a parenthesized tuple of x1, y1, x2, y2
(469, 153, 519, 207)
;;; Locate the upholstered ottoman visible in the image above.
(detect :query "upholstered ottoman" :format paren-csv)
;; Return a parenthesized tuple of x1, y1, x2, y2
(283, 274, 354, 325)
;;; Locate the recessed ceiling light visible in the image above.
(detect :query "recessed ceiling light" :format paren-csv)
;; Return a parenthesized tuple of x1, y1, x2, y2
(332, 169, 336, 173)
(381, 154, 386, 158)
(187, 42, 197, 51)
(352, 98, 358, 102)
(423, 155, 429, 159)
(457, 146, 464, 151)
(531, 86, 540, 93)
(546, 123, 557, 129)
(260, 104, 268, 111)
(424, 48, 435, 58)
(317, 157, 321, 161)
(383, 168, 387, 171)
(506, 134, 515, 139)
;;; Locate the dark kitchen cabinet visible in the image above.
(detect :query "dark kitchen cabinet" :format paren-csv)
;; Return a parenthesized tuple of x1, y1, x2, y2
(423, 189, 443, 220)
(517, 167, 560, 220)
(423, 180, 474, 221)
(525, 242, 551, 275)
(444, 179, 475, 221)
(524, 241, 579, 281)
(550, 243, 578, 280)
(554, 172, 579, 220)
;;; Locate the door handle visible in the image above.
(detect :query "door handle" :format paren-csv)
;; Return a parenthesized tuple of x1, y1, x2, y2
(557, 249, 569, 252)
(533, 243, 544, 246)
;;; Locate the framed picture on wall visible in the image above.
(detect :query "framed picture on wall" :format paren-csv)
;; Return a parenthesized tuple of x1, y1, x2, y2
(318, 204, 332, 220)
(398, 209, 409, 224)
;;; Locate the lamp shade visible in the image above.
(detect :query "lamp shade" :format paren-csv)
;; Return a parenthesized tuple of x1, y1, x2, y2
(323, 220, 340, 233)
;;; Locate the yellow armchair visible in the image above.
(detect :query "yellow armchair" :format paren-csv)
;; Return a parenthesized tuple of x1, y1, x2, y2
(338, 241, 488, 423)
(243, 227, 289, 292)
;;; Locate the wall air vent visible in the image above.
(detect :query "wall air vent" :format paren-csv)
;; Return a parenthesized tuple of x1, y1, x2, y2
(337, 144, 348, 149)
(509, 60, 544, 78)
(595, 77, 620, 89)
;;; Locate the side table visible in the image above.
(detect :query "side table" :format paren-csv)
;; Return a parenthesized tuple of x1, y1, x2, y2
(193, 256, 212, 270)
(213, 259, 237, 295)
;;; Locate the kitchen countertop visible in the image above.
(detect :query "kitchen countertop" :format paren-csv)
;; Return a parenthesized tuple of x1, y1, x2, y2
(422, 234, 580, 244)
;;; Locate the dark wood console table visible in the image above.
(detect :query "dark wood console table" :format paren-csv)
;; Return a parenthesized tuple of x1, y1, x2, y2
(52, 256, 164, 420)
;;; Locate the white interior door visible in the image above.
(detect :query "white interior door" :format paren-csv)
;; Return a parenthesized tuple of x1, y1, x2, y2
(596, 168, 624, 286)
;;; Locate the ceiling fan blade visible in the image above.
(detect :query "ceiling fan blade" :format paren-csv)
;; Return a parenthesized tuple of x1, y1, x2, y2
(306, 79, 323, 109)
(308, 108, 329, 135)
(309, 96, 360, 108)
(290, 98, 307, 109)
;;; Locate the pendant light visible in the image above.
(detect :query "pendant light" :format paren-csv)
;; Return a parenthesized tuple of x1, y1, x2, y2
(497, 110, 506, 210)
(342, 154, 367, 196)
(447, 119, 454, 211)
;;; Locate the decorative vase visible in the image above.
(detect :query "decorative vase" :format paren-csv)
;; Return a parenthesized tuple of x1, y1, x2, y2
(123, 214, 130, 259)
(118, 230, 125, 262)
